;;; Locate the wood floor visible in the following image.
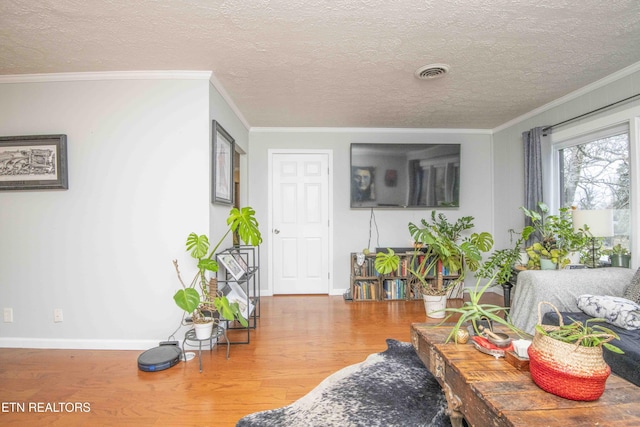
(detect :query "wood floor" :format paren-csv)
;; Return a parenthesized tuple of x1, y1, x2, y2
(0, 292, 502, 426)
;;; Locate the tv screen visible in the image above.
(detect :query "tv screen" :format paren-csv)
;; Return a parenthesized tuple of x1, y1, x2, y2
(350, 143, 460, 209)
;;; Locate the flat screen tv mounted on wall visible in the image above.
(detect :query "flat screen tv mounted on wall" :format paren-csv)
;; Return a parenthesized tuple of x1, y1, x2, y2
(350, 143, 461, 209)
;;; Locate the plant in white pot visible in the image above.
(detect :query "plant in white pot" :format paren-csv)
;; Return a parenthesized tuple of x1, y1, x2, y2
(375, 212, 493, 318)
(173, 207, 262, 339)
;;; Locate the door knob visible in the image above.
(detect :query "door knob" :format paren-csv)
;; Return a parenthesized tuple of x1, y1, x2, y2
(273, 229, 280, 234)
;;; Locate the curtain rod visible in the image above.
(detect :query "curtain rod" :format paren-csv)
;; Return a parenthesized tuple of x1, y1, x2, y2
(543, 92, 640, 132)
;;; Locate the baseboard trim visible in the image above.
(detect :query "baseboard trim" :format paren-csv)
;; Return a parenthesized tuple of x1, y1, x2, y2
(0, 337, 159, 351)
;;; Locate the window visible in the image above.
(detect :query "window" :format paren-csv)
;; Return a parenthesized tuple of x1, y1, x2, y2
(557, 124, 630, 250)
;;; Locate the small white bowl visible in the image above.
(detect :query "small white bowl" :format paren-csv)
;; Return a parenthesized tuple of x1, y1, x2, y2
(512, 339, 532, 358)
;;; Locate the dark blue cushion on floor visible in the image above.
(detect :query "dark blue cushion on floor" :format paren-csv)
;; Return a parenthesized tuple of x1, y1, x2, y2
(542, 311, 640, 387)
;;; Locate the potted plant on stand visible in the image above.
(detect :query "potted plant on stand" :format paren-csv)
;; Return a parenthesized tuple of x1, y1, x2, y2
(173, 207, 262, 339)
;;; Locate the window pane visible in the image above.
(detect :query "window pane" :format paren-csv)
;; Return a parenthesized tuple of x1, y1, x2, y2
(559, 132, 630, 249)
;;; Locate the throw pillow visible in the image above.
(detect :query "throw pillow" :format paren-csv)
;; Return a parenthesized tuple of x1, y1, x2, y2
(623, 267, 640, 304)
(577, 294, 640, 330)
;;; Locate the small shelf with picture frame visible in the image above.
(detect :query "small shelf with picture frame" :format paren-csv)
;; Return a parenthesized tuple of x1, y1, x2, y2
(216, 245, 260, 344)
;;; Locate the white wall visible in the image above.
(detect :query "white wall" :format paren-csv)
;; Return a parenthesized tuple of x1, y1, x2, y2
(0, 74, 212, 349)
(248, 129, 494, 295)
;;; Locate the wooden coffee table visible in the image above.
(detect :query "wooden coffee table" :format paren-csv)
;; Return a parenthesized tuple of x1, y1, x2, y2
(411, 323, 640, 426)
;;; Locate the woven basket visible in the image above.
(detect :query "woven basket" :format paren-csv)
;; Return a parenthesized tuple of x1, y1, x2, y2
(528, 302, 611, 401)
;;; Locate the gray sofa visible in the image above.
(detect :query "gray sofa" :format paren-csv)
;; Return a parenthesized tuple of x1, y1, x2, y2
(510, 267, 640, 386)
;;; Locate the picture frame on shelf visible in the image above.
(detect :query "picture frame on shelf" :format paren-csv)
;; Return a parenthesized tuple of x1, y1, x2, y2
(0, 134, 69, 191)
(221, 282, 254, 320)
(218, 252, 246, 280)
(230, 248, 248, 272)
(212, 121, 234, 205)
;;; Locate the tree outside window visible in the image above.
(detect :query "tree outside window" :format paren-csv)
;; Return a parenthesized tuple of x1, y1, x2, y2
(559, 131, 630, 251)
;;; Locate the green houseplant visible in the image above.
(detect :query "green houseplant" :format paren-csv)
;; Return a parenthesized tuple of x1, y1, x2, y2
(172, 207, 262, 337)
(375, 212, 493, 318)
(605, 244, 631, 268)
(528, 311, 623, 400)
(375, 212, 494, 296)
(522, 203, 589, 269)
(436, 232, 530, 343)
(407, 212, 493, 296)
(534, 316, 623, 354)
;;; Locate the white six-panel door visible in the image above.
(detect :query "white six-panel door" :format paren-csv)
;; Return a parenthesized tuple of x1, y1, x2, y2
(270, 151, 331, 294)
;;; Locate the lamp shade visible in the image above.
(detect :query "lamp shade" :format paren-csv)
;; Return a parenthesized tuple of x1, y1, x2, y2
(572, 209, 614, 237)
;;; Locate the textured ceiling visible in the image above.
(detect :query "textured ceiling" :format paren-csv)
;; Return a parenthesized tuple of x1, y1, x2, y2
(2, 0, 640, 129)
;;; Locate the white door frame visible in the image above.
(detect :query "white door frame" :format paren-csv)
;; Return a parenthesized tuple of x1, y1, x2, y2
(267, 149, 334, 295)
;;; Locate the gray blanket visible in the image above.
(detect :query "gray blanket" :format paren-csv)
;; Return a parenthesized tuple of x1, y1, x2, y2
(510, 268, 635, 334)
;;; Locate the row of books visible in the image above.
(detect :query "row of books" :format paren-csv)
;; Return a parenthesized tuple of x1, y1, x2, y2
(353, 260, 378, 277)
(355, 279, 448, 301)
(414, 256, 461, 276)
(353, 258, 459, 278)
(353, 281, 377, 300)
(382, 279, 406, 300)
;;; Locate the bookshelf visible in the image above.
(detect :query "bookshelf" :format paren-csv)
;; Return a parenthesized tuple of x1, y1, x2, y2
(349, 251, 463, 302)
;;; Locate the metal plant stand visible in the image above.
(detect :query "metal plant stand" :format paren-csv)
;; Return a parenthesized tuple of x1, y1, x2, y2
(182, 325, 229, 373)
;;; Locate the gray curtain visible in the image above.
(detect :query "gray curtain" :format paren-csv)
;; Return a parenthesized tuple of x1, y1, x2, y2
(522, 127, 549, 241)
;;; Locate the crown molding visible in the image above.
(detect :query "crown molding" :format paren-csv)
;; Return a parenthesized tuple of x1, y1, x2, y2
(208, 73, 251, 131)
(250, 126, 492, 134)
(0, 70, 213, 84)
(493, 61, 640, 133)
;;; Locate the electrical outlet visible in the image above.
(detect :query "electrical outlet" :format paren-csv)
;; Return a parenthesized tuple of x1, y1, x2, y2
(54, 309, 63, 323)
(3, 308, 13, 323)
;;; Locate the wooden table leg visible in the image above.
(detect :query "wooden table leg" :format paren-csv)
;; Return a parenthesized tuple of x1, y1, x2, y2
(443, 381, 465, 427)
(432, 350, 465, 427)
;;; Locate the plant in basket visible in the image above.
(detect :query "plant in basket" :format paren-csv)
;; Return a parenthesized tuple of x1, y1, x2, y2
(528, 301, 624, 401)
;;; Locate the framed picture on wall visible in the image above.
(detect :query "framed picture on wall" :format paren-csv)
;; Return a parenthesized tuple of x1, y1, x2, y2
(212, 121, 234, 205)
(0, 134, 69, 191)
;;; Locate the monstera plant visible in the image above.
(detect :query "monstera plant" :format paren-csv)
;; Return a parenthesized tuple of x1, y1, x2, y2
(172, 207, 262, 335)
(375, 212, 493, 296)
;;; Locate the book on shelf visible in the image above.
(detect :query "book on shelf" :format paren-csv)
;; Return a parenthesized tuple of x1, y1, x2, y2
(354, 281, 377, 300)
(382, 278, 406, 300)
(352, 255, 379, 277)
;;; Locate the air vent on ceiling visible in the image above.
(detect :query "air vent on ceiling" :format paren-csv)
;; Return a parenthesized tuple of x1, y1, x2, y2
(414, 63, 450, 80)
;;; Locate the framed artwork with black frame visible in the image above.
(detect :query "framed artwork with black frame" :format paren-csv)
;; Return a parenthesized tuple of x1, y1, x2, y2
(212, 121, 235, 205)
(0, 134, 69, 191)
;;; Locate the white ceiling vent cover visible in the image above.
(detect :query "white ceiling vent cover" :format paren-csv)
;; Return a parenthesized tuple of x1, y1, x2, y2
(415, 63, 450, 80)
